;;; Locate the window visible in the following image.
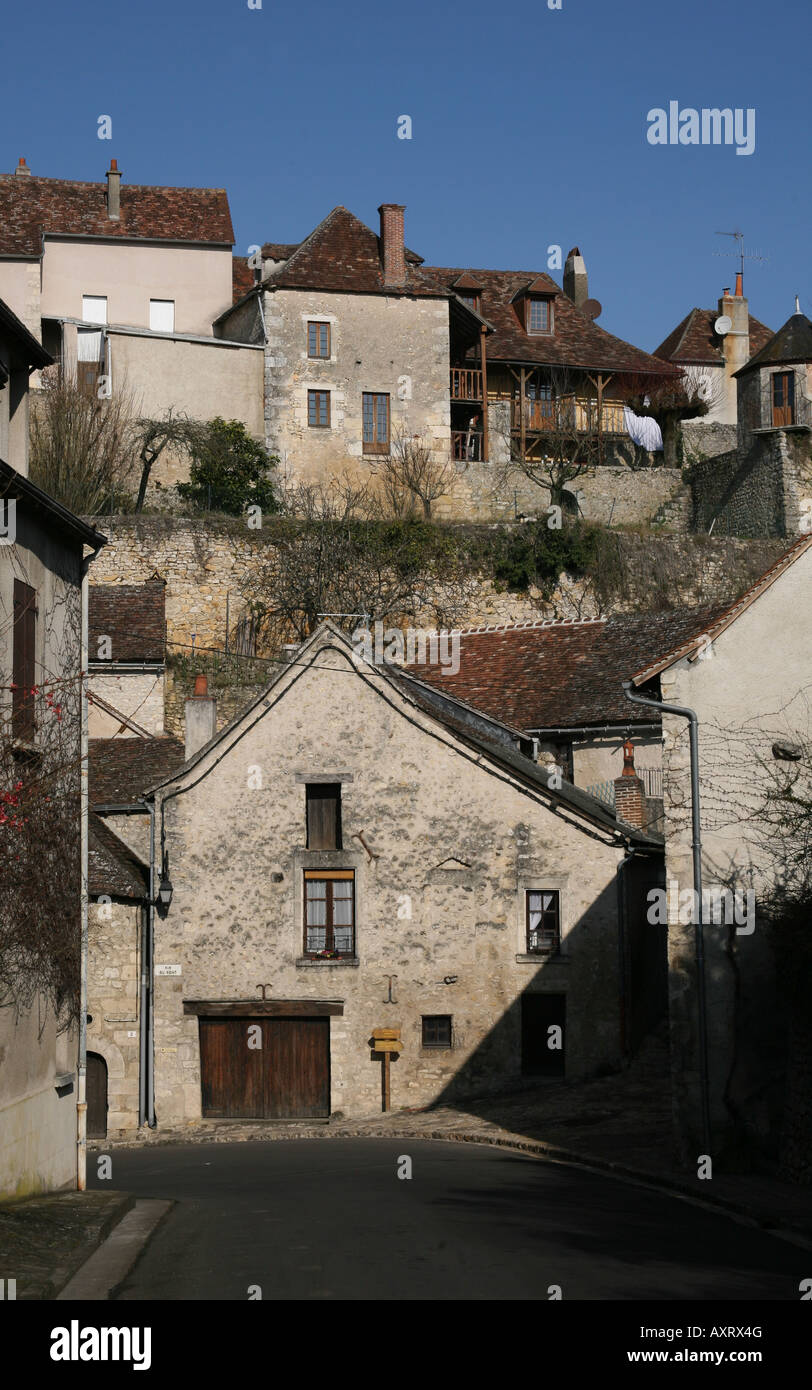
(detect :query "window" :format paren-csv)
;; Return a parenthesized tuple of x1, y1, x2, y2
(308, 390, 330, 427)
(81, 296, 107, 324)
(458, 293, 481, 313)
(526, 890, 561, 954)
(306, 783, 342, 850)
(527, 297, 552, 334)
(362, 392, 390, 454)
(307, 321, 330, 358)
(772, 371, 795, 427)
(149, 299, 175, 333)
(422, 1016, 452, 1049)
(304, 870, 355, 957)
(76, 327, 103, 394)
(12, 579, 36, 740)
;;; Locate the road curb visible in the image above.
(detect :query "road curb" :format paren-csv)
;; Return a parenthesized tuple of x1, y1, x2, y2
(56, 1200, 173, 1301)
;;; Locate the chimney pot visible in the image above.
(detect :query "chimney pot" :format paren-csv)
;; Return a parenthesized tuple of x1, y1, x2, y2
(193, 674, 208, 697)
(722, 287, 731, 297)
(734, 271, 743, 297)
(15, 157, 31, 177)
(614, 740, 647, 828)
(106, 159, 121, 220)
(378, 203, 406, 288)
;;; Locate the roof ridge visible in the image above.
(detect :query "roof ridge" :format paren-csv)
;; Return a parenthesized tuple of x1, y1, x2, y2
(455, 617, 607, 635)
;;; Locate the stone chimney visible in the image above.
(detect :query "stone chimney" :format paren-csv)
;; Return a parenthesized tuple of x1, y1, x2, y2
(378, 204, 406, 288)
(185, 674, 217, 760)
(718, 275, 750, 423)
(106, 159, 121, 220)
(614, 739, 647, 829)
(563, 247, 588, 309)
(15, 157, 31, 177)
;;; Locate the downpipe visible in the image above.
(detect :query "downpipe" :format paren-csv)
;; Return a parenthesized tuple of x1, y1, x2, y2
(623, 681, 712, 1155)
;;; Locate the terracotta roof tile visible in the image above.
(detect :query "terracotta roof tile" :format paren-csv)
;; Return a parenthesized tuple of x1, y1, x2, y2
(409, 608, 727, 730)
(654, 306, 773, 366)
(0, 171, 234, 255)
(232, 255, 256, 302)
(89, 736, 185, 806)
(89, 582, 165, 664)
(264, 207, 447, 299)
(425, 265, 675, 375)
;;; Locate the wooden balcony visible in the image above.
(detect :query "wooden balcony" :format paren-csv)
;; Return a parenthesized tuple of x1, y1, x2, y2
(452, 429, 484, 462)
(511, 396, 626, 434)
(450, 368, 483, 401)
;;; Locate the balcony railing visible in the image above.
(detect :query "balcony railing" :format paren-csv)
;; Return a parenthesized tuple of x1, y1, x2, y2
(511, 396, 627, 434)
(452, 429, 484, 462)
(450, 368, 483, 400)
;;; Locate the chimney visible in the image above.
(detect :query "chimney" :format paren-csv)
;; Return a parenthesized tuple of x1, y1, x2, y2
(185, 673, 217, 760)
(613, 739, 647, 830)
(734, 271, 743, 297)
(378, 203, 406, 288)
(15, 157, 31, 177)
(563, 247, 588, 308)
(718, 277, 750, 424)
(106, 158, 121, 220)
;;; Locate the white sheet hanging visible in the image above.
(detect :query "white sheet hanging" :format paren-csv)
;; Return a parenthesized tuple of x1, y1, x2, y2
(623, 406, 663, 452)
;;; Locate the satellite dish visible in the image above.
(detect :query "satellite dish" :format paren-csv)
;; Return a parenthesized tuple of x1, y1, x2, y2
(582, 298, 602, 321)
(714, 315, 732, 335)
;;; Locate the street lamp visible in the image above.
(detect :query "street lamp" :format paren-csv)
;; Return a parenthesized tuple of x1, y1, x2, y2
(156, 851, 173, 911)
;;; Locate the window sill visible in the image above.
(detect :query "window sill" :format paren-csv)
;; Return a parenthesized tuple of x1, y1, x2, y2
(296, 956, 360, 968)
(516, 952, 567, 964)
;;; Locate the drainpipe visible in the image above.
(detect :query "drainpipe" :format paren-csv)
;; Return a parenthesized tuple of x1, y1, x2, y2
(77, 540, 104, 1191)
(616, 851, 633, 1059)
(146, 798, 156, 1127)
(622, 681, 711, 1155)
(138, 800, 156, 1128)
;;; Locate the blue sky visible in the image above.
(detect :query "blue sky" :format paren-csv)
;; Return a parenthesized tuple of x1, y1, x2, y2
(5, 0, 810, 351)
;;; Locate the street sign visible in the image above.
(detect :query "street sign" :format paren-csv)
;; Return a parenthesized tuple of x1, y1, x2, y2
(372, 1028, 400, 1041)
(373, 1039, 403, 1053)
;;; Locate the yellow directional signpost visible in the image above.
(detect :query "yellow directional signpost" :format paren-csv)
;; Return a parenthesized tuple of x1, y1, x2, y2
(371, 1028, 403, 1111)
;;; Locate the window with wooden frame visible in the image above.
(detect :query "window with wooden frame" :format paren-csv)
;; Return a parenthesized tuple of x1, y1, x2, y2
(771, 371, 795, 427)
(422, 1015, 452, 1049)
(307, 321, 330, 359)
(306, 783, 342, 850)
(304, 870, 355, 958)
(362, 392, 390, 454)
(458, 292, 481, 313)
(526, 890, 561, 954)
(12, 579, 36, 741)
(527, 297, 553, 335)
(307, 389, 330, 428)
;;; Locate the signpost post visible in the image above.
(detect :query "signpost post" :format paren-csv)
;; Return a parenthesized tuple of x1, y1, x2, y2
(371, 1028, 403, 1112)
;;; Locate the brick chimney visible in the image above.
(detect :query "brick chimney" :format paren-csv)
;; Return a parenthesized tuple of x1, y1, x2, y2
(185, 674, 217, 760)
(15, 157, 31, 177)
(378, 203, 406, 288)
(563, 247, 588, 308)
(106, 159, 121, 220)
(614, 739, 647, 829)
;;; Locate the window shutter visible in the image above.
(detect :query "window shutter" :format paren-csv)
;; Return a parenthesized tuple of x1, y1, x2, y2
(149, 300, 175, 333)
(12, 579, 36, 739)
(306, 783, 342, 849)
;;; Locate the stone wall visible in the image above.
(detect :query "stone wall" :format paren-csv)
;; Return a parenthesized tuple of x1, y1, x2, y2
(88, 901, 143, 1134)
(682, 420, 738, 463)
(690, 431, 812, 538)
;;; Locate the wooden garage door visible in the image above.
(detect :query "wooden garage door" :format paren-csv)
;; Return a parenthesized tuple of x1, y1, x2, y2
(199, 1016, 330, 1119)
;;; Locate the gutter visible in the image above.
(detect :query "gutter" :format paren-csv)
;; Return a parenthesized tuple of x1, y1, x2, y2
(623, 681, 711, 1155)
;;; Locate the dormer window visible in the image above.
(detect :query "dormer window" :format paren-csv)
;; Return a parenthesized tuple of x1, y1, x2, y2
(527, 297, 553, 335)
(459, 292, 481, 313)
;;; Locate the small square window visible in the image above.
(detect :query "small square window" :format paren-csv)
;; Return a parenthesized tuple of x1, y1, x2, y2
(308, 390, 330, 427)
(526, 890, 561, 954)
(82, 295, 107, 325)
(307, 321, 330, 358)
(149, 299, 175, 333)
(422, 1015, 452, 1049)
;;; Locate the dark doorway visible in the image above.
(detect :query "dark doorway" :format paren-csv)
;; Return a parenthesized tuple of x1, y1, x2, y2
(521, 994, 566, 1077)
(86, 1052, 108, 1138)
(199, 1016, 330, 1119)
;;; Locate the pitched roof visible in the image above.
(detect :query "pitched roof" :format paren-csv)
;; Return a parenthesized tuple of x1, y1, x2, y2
(406, 608, 727, 730)
(630, 535, 812, 684)
(88, 813, 149, 898)
(424, 266, 675, 374)
(734, 310, 812, 376)
(654, 306, 773, 367)
(89, 582, 166, 663)
(89, 735, 185, 807)
(232, 255, 256, 302)
(0, 297, 52, 369)
(0, 458, 107, 549)
(0, 170, 234, 255)
(263, 207, 448, 299)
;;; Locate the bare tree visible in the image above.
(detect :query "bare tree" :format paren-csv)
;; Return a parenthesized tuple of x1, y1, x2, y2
(369, 429, 455, 519)
(134, 409, 207, 512)
(492, 367, 609, 515)
(29, 367, 139, 514)
(621, 366, 724, 469)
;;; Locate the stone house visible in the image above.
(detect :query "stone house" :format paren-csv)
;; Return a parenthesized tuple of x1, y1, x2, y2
(88, 622, 664, 1132)
(0, 158, 263, 489)
(626, 536, 812, 1163)
(0, 296, 106, 1196)
(88, 578, 167, 738)
(654, 272, 772, 426)
(219, 207, 678, 520)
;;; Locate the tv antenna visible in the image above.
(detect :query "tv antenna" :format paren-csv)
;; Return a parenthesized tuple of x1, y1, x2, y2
(713, 229, 768, 277)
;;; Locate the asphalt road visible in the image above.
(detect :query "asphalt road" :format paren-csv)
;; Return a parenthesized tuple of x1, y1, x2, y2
(89, 1139, 805, 1301)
